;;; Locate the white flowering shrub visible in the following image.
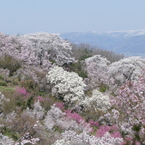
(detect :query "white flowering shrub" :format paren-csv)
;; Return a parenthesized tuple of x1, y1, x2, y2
(25, 101, 45, 119)
(0, 69, 10, 79)
(46, 66, 86, 103)
(14, 132, 40, 145)
(0, 133, 14, 145)
(5, 111, 17, 123)
(44, 105, 74, 131)
(0, 92, 9, 113)
(57, 130, 123, 145)
(108, 56, 145, 85)
(0, 92, 7, 104)
(104, 109, 120, 124)
(52, 139, 71, 145)
(14, 67, 39, 83)
(44, 104, 65, 130)
(81, 90, 111, 112)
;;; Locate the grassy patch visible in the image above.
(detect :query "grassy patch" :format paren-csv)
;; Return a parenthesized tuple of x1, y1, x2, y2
(0, 75, 4, 80)
(0, 86, 15, 93)
(0, 80, 7, 86)
(0, 54, 21, 76)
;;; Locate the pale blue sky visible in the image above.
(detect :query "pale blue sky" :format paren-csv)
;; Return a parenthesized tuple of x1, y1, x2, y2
(0, 0, 145, 34)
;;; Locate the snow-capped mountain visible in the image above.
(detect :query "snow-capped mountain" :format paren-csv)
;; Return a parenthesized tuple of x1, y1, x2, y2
(60, 30, 145, 57)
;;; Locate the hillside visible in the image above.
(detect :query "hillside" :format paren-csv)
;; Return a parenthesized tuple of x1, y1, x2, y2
(60, 30, 145, 57)
(0, 32, 145, 145)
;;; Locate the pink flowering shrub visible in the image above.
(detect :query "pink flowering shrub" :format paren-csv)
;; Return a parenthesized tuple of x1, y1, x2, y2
(34, 96, 45, 102)
(55, 102, 65, 110)
(96, 125, 122, 138)
(16, 87, 29, 97)
(89, 120, 100, 128)
(65, 110, 84, 123)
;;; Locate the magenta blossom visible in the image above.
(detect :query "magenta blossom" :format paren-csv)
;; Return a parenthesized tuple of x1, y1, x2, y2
(35, 96, 45, 102)
(89, 119, 100, 127)
(65, 110, 84, 123)
(16, 87, 29, 97)
(55, 102, 64, 110)
(96, 125, 121, 138)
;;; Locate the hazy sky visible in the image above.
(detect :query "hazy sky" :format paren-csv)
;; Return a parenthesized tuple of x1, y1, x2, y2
(0, 0, 145, 34)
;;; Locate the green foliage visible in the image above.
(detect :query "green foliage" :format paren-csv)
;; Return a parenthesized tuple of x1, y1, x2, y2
(79, 48, 93, 60)
(69, 61, 88, 78)
(2, 90, 34, 114)
(15, 95, 34, 110)
(34, 70, 47, 80)
(0, 75, 8, 86)
(0, 75, 4, 80)
(20, 79, 37, 90)
(26, 96, 34, 109)
(72, 43, 124, 62)
(132, 124, 141, 132)
(0, 54, 21, 76)
(49, 58, 56, 64)
(5, 114, 37, 141)
(1, 127, 19, 141)
(37, 91, 47, 96)
(99, 84, 108, 92)
(11, 78, 19, 86)
(81, 109, 105, 122)
(53, 125, 63, 133)
(71, 47, 91, 78)
(0, 80, 7, 86)
(0, 86, 15, 93)
(40, 95, 57, 111)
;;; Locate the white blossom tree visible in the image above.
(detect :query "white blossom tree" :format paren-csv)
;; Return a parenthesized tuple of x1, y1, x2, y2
(53, 130, 123, 145)
(0, 32, 75, 70)
(80, 89, 111, 112)
(46, 66, 86, 104)
(25, 101, 45, 120)
(108, 56, 145, 85)
(19, 32, 75, 66)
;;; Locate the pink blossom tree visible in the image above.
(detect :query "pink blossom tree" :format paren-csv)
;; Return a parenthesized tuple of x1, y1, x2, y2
(110, 69, 145, 144)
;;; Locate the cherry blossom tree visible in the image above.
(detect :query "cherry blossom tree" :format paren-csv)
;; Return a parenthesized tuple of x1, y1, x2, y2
(109, 69, 145, 144)
(85, 55, 110, 90)
(108, 56, 145, 86)
(0, 32, 75, 70)
(18, 32, 75, 66)
(80, 89, 111, 113)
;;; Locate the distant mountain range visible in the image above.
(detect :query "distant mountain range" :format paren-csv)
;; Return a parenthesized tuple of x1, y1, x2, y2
(60, 30, 145, 57)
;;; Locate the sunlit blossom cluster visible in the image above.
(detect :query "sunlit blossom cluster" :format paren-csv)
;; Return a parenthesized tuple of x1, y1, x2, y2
(46, 66, 86, 103)
(53, 130, 123, 145)
(85, 55, 110, 89)
(0, 32, 75, 70)
(108, 56, 145, 85)
(81, 89, 111, 112)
